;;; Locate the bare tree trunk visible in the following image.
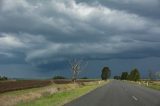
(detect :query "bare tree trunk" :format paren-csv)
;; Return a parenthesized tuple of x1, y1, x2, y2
(69, 58, 88, 83)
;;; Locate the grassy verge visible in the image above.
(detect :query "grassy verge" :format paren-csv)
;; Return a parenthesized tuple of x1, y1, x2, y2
(144, 82, 160, 90)
(17, 81, 107, 106)
(123, 80, 160, 91)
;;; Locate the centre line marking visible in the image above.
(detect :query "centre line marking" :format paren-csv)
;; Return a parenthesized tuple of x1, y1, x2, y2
(132, 96, 138, 101)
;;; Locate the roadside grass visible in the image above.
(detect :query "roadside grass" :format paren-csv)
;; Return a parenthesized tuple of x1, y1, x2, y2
(144, 81, 160, 90)
(135, 80, 160, 91)
(122, 80, 160, 91)
(17, 81, 107, 106)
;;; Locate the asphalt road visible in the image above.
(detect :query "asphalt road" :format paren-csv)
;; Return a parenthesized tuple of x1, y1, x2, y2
(64, 80, 160, 106)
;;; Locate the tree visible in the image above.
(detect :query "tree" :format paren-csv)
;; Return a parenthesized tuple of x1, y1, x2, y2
(0, 76, 8, 80)
(129, 68, 140, 81)
(148, 70, 156, 81)
(155, 72, 160, 80)
(69, 58, 88, 82)
(121, 72, 128, 80)
(114, 76, 121, 80)
(101, 67, 111, 80)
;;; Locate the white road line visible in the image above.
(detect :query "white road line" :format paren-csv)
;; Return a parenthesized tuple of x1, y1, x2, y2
(132, 96, 138, 101)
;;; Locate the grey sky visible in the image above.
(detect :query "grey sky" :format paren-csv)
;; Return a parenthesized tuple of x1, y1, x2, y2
(0, 0, 160, 79)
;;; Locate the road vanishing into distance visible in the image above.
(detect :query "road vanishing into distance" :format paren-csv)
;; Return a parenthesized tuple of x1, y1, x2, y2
(64, 80, 160, 106)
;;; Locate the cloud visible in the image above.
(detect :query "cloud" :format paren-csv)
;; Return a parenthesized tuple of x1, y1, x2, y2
(0, 52, 14, 57)
(0, 0, 160, 71)
(0, 33, 25, 48)
(92, 0, 160, 19)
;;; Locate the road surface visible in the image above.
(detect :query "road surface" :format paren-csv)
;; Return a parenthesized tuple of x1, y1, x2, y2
(64, 80, 160, 106)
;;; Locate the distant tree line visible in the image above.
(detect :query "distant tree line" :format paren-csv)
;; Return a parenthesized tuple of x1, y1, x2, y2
(113, 76, 121, 80)
(80, 77, 88, 79)
(114, 68, 140, 81)
(53, 76, 66, 79)
(0, 76, 8, 81)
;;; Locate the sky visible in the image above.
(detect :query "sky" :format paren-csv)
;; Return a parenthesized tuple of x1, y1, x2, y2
(0, 0, 160, 79)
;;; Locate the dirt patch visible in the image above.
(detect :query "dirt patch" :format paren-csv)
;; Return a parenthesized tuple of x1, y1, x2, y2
(0, 80, 51, 93)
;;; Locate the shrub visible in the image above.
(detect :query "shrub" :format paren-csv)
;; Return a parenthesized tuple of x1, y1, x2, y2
(53, 76, 66, 79)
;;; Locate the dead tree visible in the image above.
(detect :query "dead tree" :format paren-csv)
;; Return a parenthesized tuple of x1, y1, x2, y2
(69, 58, 88, 82)
(148, 70, 155, 81)
(155, 71, 160, 80)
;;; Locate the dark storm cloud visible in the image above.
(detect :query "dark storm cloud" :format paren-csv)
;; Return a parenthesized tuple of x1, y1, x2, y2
(0, 53, 26, 64)
(0, 0, 160, 71)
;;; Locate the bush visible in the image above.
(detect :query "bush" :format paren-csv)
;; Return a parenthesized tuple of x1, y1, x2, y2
(53, 76, 66, 80)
